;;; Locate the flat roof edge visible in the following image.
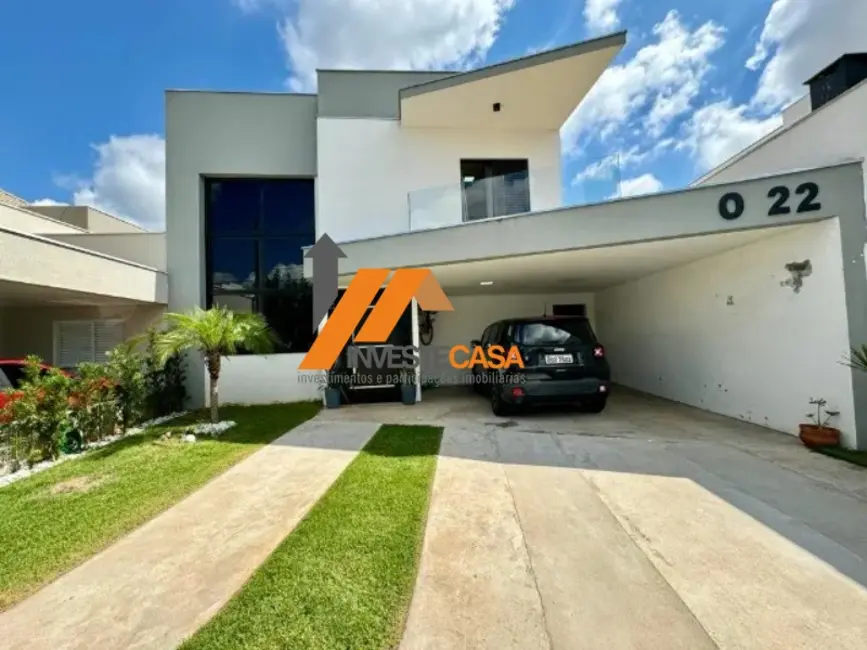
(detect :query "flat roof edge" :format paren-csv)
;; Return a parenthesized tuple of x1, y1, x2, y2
(0, 225, 166, 273)
(399, 31, 627, 100)
(316, 68, 456, 76)
(165, 89, 317, 97)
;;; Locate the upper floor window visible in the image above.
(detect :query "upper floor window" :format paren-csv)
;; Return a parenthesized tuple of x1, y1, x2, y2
(204, 178, 316, 353)
(460, 159, 530, 221)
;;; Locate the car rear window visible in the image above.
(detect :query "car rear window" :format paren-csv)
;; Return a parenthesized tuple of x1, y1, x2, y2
(515, 319, 595, 346)
(0, 364, 26, 388)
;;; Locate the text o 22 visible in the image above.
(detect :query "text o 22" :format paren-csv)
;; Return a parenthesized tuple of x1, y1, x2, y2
(718, 181, 822, 221)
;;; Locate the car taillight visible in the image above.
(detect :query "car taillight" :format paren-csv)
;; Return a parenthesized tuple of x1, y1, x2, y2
(593, 345, 605, 358)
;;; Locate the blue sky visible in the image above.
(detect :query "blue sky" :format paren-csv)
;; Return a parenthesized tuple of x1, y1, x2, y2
(0, 0, 862, 228)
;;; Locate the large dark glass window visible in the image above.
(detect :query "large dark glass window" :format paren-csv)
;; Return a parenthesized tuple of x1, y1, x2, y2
(205, 178, 316, 353)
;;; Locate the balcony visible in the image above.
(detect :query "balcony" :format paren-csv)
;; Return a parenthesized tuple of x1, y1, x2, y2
(407, 159, 625, 233)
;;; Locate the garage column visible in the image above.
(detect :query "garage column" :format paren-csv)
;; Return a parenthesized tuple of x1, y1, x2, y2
(411, 297, 422, 402)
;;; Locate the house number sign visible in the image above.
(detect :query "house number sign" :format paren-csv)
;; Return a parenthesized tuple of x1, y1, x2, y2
(718, 181, 822, 220)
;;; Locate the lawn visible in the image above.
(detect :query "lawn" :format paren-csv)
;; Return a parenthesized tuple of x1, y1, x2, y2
(0, 401, 320, 610)
(814, 446, 867, 468)
(180, 424, 443, 650)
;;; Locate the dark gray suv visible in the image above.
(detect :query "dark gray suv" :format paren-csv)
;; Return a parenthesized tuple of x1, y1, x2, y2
(471, 316, 611, 415)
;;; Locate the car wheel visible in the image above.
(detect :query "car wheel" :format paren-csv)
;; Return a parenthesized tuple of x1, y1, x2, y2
(581, 395, 607, 414)
(491, 387, 511, 416)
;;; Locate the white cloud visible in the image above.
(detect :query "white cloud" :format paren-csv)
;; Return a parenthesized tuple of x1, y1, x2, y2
(30, 198, 68, 206)
(584, 0, 622, 35)
(267, 0, 516, 91)
(747, 0, 867, 111)
(678, 0, 867, 174)
(617, 173, 663, 197)
(680, 100, 781, 171)
(232, 0, 289, 12)
(562, 11, 725, 154)
(233, 0, 262, 12)
(66, 134, 165, 230)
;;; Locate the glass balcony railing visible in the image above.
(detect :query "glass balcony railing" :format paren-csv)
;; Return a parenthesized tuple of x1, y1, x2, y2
(408, 166, 561, 233)
(568, 155, 624, 207)
(405, 155, 633, 234)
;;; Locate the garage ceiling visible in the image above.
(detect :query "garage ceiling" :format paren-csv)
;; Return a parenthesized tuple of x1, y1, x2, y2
(422, 225, 806, 295)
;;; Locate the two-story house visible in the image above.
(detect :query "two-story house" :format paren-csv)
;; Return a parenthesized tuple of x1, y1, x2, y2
(165, 32, 867, 450)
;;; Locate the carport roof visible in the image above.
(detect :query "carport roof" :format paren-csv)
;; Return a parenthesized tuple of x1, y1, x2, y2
(0, 226, 167, 305)
(304, 161, 862, 286)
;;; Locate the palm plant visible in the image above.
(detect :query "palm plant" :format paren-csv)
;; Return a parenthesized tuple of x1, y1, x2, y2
(844, 344, 867, 374)
(153, 306, 277, 423)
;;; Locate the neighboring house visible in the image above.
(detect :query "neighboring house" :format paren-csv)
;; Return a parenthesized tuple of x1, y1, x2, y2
(166, 33, 867, 450)
(0, 191, 167, 369)
(694, 52, 867, 195)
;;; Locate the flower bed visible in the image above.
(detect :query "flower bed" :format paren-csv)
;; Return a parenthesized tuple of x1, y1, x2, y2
(0, 411, 188, 488)
(1, 344, 187, 484)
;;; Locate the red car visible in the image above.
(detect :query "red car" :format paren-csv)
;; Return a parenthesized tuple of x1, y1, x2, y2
(0, 360, 73, 409)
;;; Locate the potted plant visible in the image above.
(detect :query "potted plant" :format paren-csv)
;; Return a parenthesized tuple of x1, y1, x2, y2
(798, 397, 841, 447)
(322, 371, 342, 409)
(399, 371, 417, 406)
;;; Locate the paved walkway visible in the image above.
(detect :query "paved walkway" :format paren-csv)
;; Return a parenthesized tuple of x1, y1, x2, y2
(0, 419, 379, 650)
(401, 426, 867, 650)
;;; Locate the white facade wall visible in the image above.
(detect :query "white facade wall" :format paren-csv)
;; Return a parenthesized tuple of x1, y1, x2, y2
(316, 118, 561, 242)
(782, 95, 811, 127)
(205, 354, 323, 406)
(424, 292, 595, 384)
(0, 304, 165, 362)
(595, 220, 856, 447)
(166, 91, 319, 407)
(83, 208, 146, 233)
(0, 202, 83, 235)
(28, 205, 146, 233)
(47, 232, 166, 270)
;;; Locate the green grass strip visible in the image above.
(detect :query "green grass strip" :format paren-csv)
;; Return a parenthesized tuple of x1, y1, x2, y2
(813, 445, 867, 468)
(0, 401, 320, 610)
(181, 424, 443, 650)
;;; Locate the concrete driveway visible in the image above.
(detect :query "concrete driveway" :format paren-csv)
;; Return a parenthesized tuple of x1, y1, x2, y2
(322, 388, 867, 649)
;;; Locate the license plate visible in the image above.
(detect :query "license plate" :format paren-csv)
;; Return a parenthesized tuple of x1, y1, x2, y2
(544, 353, 574, 364)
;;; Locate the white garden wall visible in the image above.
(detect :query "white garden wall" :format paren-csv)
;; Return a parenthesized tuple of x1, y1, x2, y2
(316, 118, 561, 242)
(595, 220, 856, 447)
(205, 354, 324, 407)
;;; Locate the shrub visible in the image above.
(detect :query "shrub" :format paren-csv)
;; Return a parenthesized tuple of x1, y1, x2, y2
(142, 328, 187, 418)
(0, 334, 189, 473)
(71, 363, 119, 443)
(105, 342, 147, 429)
(0, 357, 74, 470)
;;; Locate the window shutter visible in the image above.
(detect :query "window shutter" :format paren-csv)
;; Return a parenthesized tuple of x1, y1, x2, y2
(57, 322, 96, 368)
(55, 320, 123, 367)
(94, 321, 123, 362)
